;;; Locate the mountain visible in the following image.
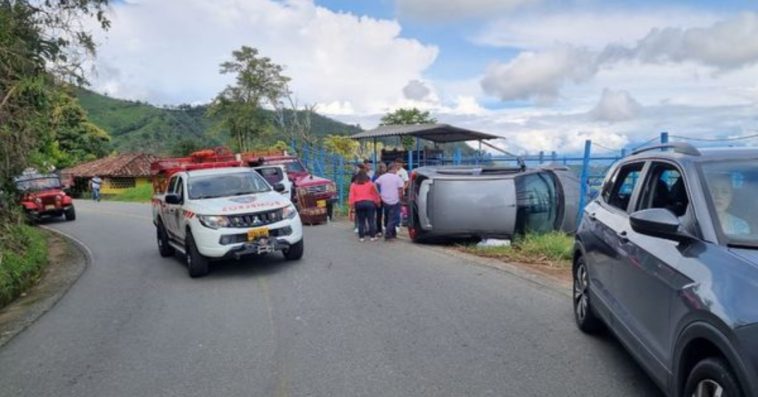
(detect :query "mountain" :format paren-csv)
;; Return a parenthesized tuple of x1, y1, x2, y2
(74, 88, 362, 155)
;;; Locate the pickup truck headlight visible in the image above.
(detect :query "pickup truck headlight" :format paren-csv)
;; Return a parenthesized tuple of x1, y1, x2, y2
(282, 204, 298, 219)
(197, 215, 230, 229)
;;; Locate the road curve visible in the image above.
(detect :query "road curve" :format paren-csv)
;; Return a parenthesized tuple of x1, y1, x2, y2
(0, 200, 662, 396)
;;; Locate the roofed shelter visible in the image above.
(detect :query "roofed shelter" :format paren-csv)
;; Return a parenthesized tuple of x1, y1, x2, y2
(350, 123, 500, 170)
(62, 152, 160, 194)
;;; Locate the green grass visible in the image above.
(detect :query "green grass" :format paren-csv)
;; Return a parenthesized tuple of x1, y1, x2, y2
(0, 224, 49, 308)
(105, 183, 154, 202)
(461, 231, 574, 268)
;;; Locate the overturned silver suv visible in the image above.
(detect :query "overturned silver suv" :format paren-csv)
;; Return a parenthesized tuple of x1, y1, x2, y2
(407, 165, 581, 242)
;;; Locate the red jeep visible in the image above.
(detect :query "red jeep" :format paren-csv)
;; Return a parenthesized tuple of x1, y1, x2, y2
(242, 151, 337, 225)
(14, 172, 75, 223)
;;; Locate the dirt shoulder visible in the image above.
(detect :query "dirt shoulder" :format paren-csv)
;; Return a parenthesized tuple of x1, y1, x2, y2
(0, 227, 88, 348)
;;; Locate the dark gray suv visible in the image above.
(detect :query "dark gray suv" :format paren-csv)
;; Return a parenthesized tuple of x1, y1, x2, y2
(573, 143, 758, 397)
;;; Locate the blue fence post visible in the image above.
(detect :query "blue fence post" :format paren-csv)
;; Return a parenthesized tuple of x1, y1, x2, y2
(408, 144, 413, 171)
(577, 140, 592, 224)
(454, 147, 461, 165)
(539, 151, 544, 164)
(661, 131, 669, 144)
(551, 151, 557, 163)
(337, 156, 345, 207)
(621, 148, 626, 158)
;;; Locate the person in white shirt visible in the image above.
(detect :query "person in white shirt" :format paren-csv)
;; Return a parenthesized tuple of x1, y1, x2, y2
(394, 158, 409, 186)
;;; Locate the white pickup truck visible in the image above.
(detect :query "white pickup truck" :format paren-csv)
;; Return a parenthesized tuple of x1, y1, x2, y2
(152, 166, 304, 277)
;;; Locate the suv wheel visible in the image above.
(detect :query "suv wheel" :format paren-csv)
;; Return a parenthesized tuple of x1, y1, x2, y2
(156, 221, 175, 257)
(185, 231, 209, 278)
(283, 239, 304, 261)
(684, 357, 743, 397)
(573, 256, 603, 333)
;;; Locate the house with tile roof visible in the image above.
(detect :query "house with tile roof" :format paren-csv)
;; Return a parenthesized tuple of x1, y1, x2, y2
(61, 153, 160, 195)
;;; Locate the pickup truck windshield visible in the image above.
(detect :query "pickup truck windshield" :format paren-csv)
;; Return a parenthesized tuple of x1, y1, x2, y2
(188, 172, 270, 200)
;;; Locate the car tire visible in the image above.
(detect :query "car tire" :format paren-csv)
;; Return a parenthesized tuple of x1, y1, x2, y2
(283, 239, 304, 261)
(64, 207, 76, 221)
(185, 231, 209, 278)
(573, 256, 604, 333)
(683, 357, 743, 397)
(156, 221, 175, 257)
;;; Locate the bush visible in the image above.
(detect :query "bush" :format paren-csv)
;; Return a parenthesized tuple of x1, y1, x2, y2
(463, 231, 573, 268)
(0, 224, 48, 308)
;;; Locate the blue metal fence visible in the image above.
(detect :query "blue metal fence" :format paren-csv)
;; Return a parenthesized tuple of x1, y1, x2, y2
(289, 132, 677, 215)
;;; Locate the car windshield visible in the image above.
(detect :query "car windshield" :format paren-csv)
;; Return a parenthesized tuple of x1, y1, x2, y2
(188, 172, 270, 200)
(281, 160, 305, 173)
(15, 177, 62, 192)
(701, 160, 758, 248)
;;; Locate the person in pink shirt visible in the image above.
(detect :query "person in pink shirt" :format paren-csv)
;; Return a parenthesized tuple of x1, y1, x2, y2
(373, 164, 405, 240)
(348, 170, 381, 241)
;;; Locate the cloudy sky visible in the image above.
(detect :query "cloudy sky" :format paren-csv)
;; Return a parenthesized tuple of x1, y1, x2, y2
(88, 0, 758, 154)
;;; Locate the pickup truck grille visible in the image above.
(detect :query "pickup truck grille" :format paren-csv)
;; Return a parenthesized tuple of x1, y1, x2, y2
(305, 184, 327, 194)
(227, 209, 283, 228)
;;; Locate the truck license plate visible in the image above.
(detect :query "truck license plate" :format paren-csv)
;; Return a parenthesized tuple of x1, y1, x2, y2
(247, 228, 269, 241)
(316, 200, 326, 208)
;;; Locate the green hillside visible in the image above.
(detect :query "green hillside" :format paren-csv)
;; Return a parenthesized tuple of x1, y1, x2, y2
(75, 88, 362, 155)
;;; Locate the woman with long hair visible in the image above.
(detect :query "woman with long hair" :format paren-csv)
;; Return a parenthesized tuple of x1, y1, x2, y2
(348, 170, 381, 241)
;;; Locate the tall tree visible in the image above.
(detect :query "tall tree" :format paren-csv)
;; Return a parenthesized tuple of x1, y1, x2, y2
(380, 107, 437, 150)
(0, 0, 110, 221)
(209, 46, 290, 152)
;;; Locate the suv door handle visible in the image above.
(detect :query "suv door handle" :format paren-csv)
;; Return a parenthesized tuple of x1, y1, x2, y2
(617, 230, 629, 244)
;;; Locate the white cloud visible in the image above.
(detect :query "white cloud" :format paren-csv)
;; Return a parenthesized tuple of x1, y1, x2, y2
(480, 45, 597, 102)
(600, 12, 758, 70)
(473, 8, 721, 50)
(481, 12, 758, 103)
(402, 79, 433, 100)
(87, 0, 438, 114)
(590, 88, 642, 122)
(395, 0, 540, 21)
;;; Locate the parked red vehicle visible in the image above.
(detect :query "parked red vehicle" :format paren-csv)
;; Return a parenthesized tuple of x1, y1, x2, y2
(14, 172, 75, 223)
(242, 150, 337, 225)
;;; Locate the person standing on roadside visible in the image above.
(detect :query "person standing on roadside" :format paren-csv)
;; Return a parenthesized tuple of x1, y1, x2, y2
(394, 158, 409, 187)
(374, 163, 404, 240)
(372, 162, 388, 236)
(90, 175, 102, 202)
(348, 170, 381, 242)
(363, 159, 375, 179)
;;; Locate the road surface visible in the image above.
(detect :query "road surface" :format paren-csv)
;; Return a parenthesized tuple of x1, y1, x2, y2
(0, 200, 662, 396)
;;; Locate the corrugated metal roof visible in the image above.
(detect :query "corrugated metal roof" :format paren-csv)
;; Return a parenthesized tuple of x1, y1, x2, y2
(350, 123, 500, 143)
(61, 153, 160, 178)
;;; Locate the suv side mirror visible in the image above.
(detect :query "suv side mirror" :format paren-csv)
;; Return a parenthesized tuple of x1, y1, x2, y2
(630, 208, 689, 242)
(273, 183, 285, 193)
(165, 193, 182, 205)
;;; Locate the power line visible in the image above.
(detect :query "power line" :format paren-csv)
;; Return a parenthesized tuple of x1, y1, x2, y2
(670, 133, 758, 142)
(631, 136, 660, 151)
(591, 142, 623, 154)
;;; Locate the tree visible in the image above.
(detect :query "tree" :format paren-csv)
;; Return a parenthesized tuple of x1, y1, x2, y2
(274, 93, 317, 146)
(379, 107, 437, 150)
(0, 0, 110, 222)
(322, 134, 359, 159)
(209, 46, 290, 152)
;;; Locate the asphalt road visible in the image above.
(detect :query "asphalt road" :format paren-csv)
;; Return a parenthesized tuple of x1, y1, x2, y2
(0, 200, 663, 396)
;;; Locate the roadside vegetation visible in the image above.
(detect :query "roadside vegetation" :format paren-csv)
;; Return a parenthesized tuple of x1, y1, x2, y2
(0, 224, 48, 308)
(460, 232, 574, 268)
(105, 184, 153, 203)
